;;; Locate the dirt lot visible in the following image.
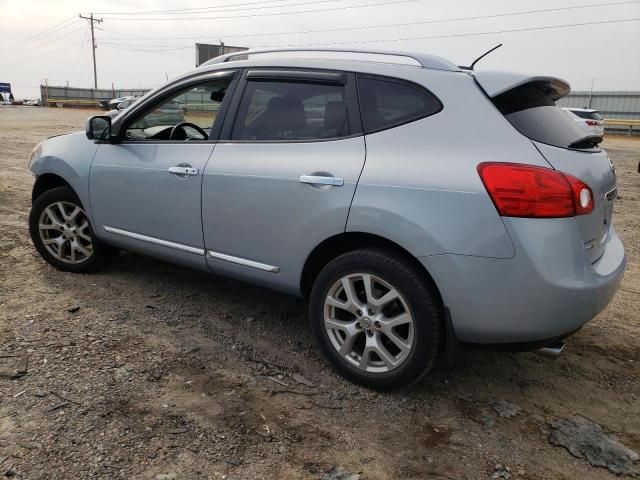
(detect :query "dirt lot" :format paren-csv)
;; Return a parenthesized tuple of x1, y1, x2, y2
(0, 106, 639, 479)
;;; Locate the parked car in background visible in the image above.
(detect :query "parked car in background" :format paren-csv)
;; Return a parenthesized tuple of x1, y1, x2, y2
(27, 48, 626, 390)
(562, 107, 605, 139)
(107, 96, 139, 111)
(106, 97, 139, 118)
(133, 99, 185, 127)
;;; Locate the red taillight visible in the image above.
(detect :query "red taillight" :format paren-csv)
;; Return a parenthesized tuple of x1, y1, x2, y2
(585, 120, 598, 126)
(477, 163, 594, 218)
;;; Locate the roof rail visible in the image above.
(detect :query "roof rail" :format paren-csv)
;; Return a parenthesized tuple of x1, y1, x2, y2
(200, 47, 460, 72)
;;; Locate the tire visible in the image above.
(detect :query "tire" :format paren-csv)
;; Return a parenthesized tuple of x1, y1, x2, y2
(29, 186, 109, 273)
(310, 248, 443, 390)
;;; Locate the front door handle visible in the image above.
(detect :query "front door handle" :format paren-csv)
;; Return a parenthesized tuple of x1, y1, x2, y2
(299, 175, 344, 187)
(168, 166, 199, 176)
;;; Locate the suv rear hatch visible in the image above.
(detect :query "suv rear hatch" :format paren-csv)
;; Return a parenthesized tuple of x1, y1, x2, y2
(474, 71, 616, 263)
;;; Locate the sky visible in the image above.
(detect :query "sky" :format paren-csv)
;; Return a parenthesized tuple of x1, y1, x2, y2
(1, 0, 639, 99)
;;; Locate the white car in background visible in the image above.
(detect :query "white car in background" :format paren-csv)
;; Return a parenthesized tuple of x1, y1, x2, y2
(562, 108, 605, 138)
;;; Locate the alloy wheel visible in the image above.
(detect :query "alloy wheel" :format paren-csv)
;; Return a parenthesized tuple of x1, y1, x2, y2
(38, 201, 93, 264)
(323, 273, 415, 373)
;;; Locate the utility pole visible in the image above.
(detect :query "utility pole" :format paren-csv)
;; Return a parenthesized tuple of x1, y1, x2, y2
(79, 13, 103, 89)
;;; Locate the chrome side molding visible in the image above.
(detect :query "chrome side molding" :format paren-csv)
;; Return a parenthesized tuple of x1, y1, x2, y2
(103, 226, 205, 255)
(207, 250, 279, 273)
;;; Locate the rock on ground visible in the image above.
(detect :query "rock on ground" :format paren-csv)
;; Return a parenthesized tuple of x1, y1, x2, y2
(492, 400, 521, 418)
(320, 465, 360, 480)
(549, 415, 640, 475)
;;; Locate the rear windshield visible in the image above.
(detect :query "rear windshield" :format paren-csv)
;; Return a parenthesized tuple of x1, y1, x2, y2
(571, 109, 602, 120)
(492, 82, 597, 149)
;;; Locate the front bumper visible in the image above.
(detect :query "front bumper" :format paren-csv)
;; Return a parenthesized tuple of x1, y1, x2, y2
(420, 219, 626, 344)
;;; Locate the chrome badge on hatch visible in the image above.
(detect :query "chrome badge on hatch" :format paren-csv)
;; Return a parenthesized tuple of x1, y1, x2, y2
(584, 239, 598, 252)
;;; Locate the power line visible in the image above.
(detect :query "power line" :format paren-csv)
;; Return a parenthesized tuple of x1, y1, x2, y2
(100, 0, 418, 21)
(97, 0, 640, 42)
(97, 0, 358, 16)
(69, 31, 90, 86)
(94, 16, 640, 54)
(1, 16, 76, 50)
(273, 17, 640, 47)
(0, 18, 81, 55)
(101, 44, 192, 52)
(96, 0, 322, 15)
(0, 25, 86, 59)
(1, 42, 85, 69)
(100, 41, 187, 48)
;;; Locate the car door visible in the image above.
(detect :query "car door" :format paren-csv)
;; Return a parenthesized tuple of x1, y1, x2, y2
(202, 68, 366, 293)
(89, 70, 237, 270)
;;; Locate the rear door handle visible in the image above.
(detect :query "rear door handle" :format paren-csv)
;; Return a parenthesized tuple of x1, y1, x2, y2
(299, 175, 344, 187)
(168, 166, 199, 176)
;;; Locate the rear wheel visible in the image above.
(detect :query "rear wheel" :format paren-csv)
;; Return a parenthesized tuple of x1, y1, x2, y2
(29, 186, 109, 273)
(310, 248, 442, 390)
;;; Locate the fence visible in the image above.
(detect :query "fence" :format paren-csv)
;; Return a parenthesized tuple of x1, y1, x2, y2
(40, 85, 151, 109)
(557, 91, 640, 134)
(38, 85, 640, 134)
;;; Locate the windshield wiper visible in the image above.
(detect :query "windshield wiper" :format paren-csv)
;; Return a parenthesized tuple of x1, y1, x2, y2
(569, 135, 602, 149)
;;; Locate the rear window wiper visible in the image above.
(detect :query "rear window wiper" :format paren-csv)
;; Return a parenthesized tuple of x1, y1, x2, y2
(569, 135, 602, 149)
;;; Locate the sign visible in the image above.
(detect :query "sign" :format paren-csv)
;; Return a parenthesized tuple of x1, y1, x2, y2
(0, 83, 11, 93)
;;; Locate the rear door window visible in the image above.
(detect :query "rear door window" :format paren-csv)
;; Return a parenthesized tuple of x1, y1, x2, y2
(493, 83, 598, 149)
(231, 79, 350, 141)
(357, 75, 442, 134)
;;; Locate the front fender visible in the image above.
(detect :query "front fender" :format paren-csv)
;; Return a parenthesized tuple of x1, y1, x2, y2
(30, 132, 99, 219)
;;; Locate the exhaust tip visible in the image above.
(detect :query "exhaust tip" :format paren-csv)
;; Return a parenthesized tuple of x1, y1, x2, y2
(535, 341, 566, 359)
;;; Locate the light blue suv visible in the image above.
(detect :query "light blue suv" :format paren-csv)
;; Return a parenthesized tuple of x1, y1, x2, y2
(28, 48, 626, 389)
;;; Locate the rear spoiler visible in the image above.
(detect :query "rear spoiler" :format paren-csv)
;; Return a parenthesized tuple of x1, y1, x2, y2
(472, 70, 570, 101)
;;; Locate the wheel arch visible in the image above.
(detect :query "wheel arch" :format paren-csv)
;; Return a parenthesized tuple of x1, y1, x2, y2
(32, 173, 73, 203)
(300, 231, 443, 306)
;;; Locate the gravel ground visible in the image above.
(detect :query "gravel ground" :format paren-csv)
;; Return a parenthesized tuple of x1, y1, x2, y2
(0, 106, 639, 479)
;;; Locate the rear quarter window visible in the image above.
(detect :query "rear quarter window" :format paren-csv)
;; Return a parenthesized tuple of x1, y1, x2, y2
(357, 75, 442, 134)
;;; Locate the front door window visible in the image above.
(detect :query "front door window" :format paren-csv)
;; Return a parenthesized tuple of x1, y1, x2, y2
(125, 77, 232, 141)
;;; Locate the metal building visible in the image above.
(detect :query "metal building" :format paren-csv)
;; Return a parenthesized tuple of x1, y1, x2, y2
(195, 43, 248, 67)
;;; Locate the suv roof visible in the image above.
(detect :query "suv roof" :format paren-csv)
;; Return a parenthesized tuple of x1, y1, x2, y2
(199, 47, 461, 72)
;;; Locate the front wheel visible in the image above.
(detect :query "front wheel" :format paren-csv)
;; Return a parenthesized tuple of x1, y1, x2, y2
(309, 248, 443, 390)
(29, 186, 109, 273)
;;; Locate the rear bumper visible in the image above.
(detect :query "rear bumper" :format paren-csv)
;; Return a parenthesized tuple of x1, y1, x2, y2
(420, 220, 626, 344)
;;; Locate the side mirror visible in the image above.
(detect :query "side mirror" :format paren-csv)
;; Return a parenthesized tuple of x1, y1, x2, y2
(86, 115, 111, 141)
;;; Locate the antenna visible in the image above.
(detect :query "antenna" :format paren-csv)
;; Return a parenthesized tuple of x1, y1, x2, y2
(459, 44, 502, 71)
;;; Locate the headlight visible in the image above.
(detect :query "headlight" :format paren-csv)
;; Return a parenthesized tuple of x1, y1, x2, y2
(28, 142, 43, 169)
